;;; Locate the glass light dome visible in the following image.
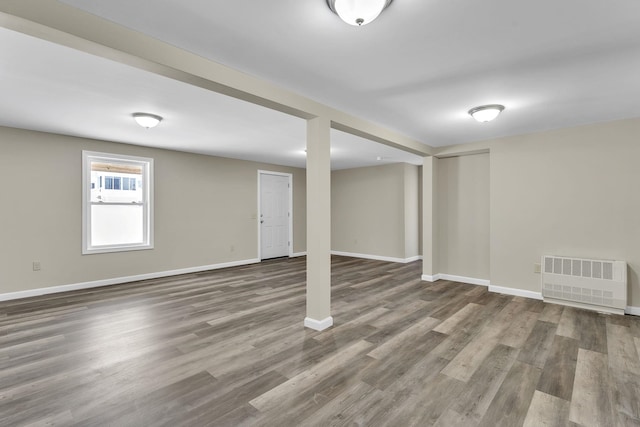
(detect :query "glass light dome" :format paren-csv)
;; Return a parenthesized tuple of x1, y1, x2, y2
(468, 105, 505, 123)
(133, 113, 163, 129)
(327, 0, 393, 26)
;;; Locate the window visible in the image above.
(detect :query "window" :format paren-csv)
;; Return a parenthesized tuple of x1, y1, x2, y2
(82, 151, 154, 254)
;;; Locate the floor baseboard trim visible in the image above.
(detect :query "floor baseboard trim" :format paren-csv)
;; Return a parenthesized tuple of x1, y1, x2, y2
(331, 251, 421, 264)
(626, 306, 640, 316)
(489, 285, 543, 300)
(438, 274, 490, 287)
(291, 252, 307, 258)
(0, 258, 261, 302)
(421, 273, 488, 287)
(304, 316, 333, 331)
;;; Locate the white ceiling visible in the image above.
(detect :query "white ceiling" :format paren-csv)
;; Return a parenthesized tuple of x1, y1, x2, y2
(0, 26, 421, 170)
(2, 0, 640, 168)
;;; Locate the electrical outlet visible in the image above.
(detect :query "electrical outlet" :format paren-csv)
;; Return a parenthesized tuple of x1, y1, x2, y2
(33, 261, 41, 271)
(534, 263, 541, 274)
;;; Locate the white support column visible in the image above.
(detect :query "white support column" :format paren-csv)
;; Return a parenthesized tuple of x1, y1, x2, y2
(304, 116, 333, 331)
(422, 156, 439, 282)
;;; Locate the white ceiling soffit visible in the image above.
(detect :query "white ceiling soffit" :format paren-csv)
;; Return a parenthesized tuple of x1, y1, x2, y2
(56, 0, 640, 146)
(0, 27, 422, 170)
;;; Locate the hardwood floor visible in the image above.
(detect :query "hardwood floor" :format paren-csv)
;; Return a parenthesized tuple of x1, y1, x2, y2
(1, 256, 639, 426)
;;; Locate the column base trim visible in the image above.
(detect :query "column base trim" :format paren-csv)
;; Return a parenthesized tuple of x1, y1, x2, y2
(421, 274, 441, 282)
(304, 316, 334, 331)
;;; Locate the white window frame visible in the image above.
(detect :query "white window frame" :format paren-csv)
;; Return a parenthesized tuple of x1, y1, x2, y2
(82, 150, 154, 254)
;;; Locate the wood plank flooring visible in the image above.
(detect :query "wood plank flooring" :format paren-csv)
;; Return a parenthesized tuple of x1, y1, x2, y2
(1, 256, 639, 426)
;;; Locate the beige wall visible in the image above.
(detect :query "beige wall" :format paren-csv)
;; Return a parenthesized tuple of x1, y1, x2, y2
(437, 153, 490, 280)
(489, 118, 640, 306)
(332, 163, 419, 260)
(0, 126, 306, 294)
(5, 117, 640, 309)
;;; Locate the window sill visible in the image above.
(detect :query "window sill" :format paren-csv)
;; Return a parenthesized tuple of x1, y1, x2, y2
(82, 244, 154, 255)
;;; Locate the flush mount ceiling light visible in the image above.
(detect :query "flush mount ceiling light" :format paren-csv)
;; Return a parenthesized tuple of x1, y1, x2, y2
(468, 104, 505, 123)
(133, 112, 163, 129)
(327, 0, 393, 26)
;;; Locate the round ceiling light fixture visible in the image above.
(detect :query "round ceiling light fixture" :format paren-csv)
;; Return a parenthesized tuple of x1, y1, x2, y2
(468, 104, 505, 123)
(327, 0, 393, 26)
(133, 112, 163, 129)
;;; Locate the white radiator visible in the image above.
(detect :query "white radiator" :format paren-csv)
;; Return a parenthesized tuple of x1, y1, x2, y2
(541, 255, 627, 315)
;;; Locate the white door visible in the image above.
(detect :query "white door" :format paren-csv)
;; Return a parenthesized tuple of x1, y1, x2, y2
(260, 173, 290, 260)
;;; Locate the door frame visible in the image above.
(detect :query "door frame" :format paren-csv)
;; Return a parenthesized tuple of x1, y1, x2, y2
(257, 170, 293, 260)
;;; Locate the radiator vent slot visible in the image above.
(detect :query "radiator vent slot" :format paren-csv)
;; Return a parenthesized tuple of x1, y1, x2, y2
(541, 255, 627, 315)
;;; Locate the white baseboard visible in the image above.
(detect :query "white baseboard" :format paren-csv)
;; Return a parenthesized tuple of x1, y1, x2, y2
(626, 306, 640, 316)
(0, 258, 261, 302)
(304, 316, 333, 331)
(291, 252, 307, 257)
(489, 285, 543, 300)
(331, 251, 421, 264)
(421, 273, 489, 287)
(439, 274, 490, 287)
